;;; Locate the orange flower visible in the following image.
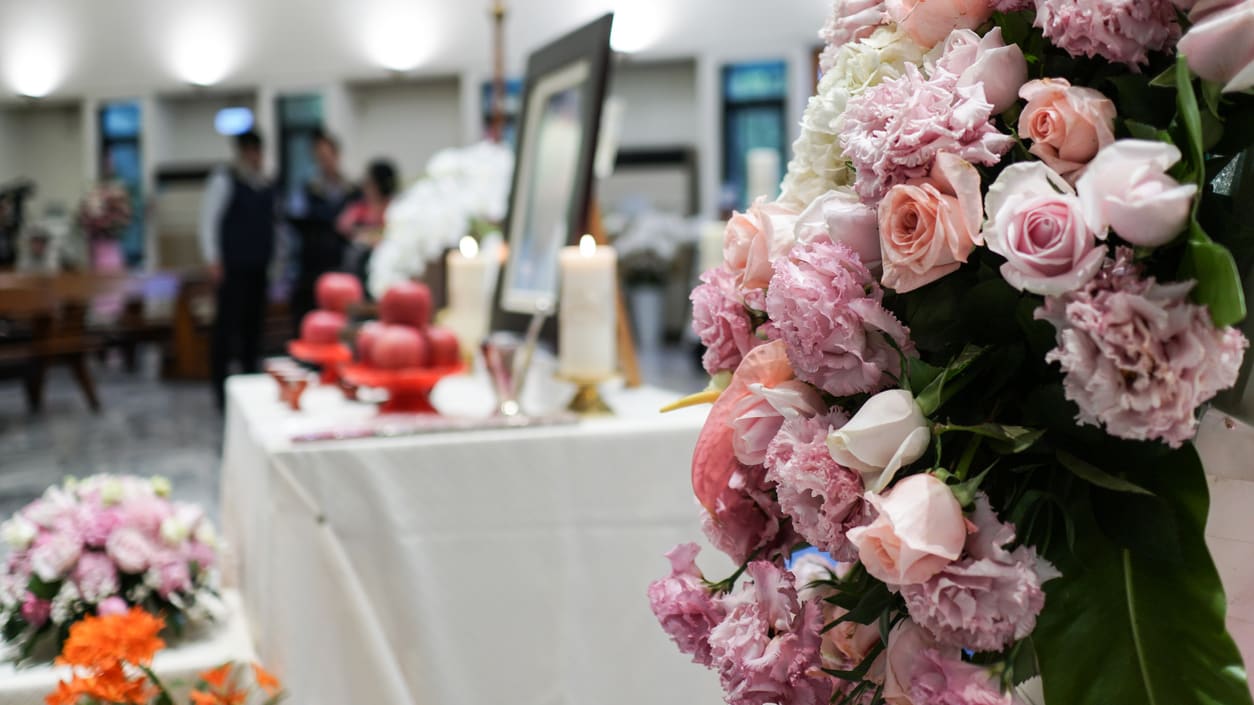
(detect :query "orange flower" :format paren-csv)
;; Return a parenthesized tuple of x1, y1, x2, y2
(191, 691, 220, 705)
(49, 664, 152, 705)
(199, 663, 235, 690)
(45, 679, 85, 705)
(58, 607, 166, 670)
(252, 663, 282, 697)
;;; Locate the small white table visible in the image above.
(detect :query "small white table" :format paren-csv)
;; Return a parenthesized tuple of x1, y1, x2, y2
(220, 371, 729, 705)
(0, 591, 255, 705)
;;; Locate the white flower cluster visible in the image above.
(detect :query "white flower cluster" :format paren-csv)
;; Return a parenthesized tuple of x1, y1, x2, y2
(369, 141, 514, 298)
(50, 582, 81, 626)
(780, 26, 926, 207)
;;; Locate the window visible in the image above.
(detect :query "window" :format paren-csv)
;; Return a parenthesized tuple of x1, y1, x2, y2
(98, 101, 144, 266)
(276, 94, 325, 204)
(481, 78, 522, 146)
(721, 60, 788, 213)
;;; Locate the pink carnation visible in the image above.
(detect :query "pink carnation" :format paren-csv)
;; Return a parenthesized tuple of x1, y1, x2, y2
(30, 531, 83, 583)
(1037, 251, 1249, 447)
(908, 649, 1013, 705)
(106, 526, 155, 574)
(692, 266, 765, 375)
(765, 239, 914, 396)
(648, 543, 726, 666)
(901, 496, 1057, 652)
(702, 463, 797, 565)
(839, 63, 1014, 202)
(818, 0, 888, 71)
(20, 594, 50, 629)
(708, 562, 835, 705)
(121, 496, 172, 535)
(990, 0, 1033, 9)
(97, 596, 129, 616)
(73, 551, 120, 604)
(81, 508, 121, 548)
(1035, 0, 1180, 67)
(153, 557, 192, 598)
(765, 411, 870, 562)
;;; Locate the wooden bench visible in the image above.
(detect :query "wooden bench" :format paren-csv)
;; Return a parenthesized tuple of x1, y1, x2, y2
(0, 284, 102, 412)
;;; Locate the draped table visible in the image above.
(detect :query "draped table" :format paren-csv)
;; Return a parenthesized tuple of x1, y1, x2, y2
(219, 373, 729, 705)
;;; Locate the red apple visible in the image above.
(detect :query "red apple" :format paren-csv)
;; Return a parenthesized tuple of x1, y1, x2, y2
(425, 326, 461, 367)
(372, 325, 429, 370)
(379, 281, 432, 328)
(301, 310, 347, 344)
(315, 273, 364, 313)
(355, 321, 386, 366)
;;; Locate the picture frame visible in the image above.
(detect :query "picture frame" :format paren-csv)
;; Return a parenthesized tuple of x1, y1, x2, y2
(497, 12, 614, 318)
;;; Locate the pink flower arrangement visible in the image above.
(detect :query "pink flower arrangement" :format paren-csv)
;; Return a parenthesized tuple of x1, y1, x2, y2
(77, 182, 133, 239)
(1034, 0, 1180, 68)
(1038, 251, 1248, 447)
(0, 475, 219, 660)
(765, 239, 913, 396)
(691, 266, 765, 376)
(818, 0, 889, 71)
(647, 544, 726, 666)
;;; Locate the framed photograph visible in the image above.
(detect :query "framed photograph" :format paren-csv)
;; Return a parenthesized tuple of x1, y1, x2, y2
(498, 13, 614, 316)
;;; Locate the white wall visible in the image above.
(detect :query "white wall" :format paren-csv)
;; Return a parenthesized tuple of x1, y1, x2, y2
(0, 103, 86, 217)
(346, 77, 462, 183)
(154, 91, 257, 166)
(612, 58, 698, 149)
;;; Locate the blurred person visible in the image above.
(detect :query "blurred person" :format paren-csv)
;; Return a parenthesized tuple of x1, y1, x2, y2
(337, 159, 398, 294)
(199, 130, 276, 410)
(287, 128, 353, 326)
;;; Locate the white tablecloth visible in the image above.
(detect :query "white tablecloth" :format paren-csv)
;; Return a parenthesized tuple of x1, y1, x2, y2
(220, 373, 728, 705)
(0, 590, 255, 705)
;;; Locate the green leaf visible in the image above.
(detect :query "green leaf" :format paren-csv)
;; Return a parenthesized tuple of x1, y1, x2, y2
(1176, 54, 1207, 190)
(1057, 450, 1154, 496)
(1150, 65, 1178, 88)
(1181, 222, 1247, 327)
(138, 665, 177, 705)
(27, 575, 60, 601)
(1035, 445, 1253, 705)
(916, 345, 986, 416)
(939, 423, 1045, 454)
(824, 582, 893, 631)
(1124, 120, 1172, 143)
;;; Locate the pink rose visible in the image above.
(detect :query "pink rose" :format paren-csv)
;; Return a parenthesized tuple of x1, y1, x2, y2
(723, 198, 800, 292)
(827, 389, 931, 491)
(847, 474, 966, 586)
(983, 162, 1106, 295)
(20, 594, 51, 629)
(933, 28, 1029, 115)
(1075, 140, 1198, 247)
(96, 596, 129, 616)
(794, 188, 881, 268)
(106, 526, 154, 574)
(878, 153, 984, 293)
(1178, 0, 1254, 92)
(885, 0, 994, 47)
(883, 621, 954, 705)
(730, 380, 825, 466)
(1018, 78, 1117, 178)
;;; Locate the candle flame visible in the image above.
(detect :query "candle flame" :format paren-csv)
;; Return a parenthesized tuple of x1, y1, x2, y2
(579, 234, 597, 257)
(459, 236, 479, 258)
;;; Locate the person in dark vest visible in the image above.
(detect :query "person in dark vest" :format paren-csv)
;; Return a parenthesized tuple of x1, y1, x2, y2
(199, 130, 276, 410)
(286, 128, 353, 328)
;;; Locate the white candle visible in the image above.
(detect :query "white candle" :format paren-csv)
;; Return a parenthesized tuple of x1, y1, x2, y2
(699, 220, 727, 274)
(746, 147, 780, 204)
(559, 234, 617, 379)
(446, 236, 492, 351)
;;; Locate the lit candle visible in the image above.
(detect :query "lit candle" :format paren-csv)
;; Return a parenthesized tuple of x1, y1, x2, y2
(745, 147, 780, 203)
(445, 236, 492, 352)
(559, 234, 617, 379)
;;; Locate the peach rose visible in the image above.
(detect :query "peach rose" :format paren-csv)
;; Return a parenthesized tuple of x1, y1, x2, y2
(1178, 0, 1254, 93)
(877, 153, 983, 293)
(1018, 78, 1117, 179)
(846, 474, 966, 586)
(723, 198, 799, 292)
(885, 0, 994, 48)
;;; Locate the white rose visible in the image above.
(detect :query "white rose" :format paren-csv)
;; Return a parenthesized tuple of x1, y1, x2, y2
(827, 389, 931, 491)
(160, 516, 190, 547)
(2, 516, 37, 551)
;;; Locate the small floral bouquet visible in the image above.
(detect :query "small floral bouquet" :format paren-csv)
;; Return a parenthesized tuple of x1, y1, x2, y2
(0, 476, 220, 662)
(654, 1, 1254, 705)
(78, 182, 133, 240)
(369, 141, 513, 298)
(45, 607, 284, 705)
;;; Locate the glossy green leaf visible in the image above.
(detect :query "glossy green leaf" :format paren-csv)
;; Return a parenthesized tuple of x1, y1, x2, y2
(940, 423, 1045, 454)
(1035, 445, 1252, 705)
(1057, 450, 1154, 496)
(916, 345, 986, 416)
(1182, 223, 1247, 327)
(1176, 54, 1206, 190)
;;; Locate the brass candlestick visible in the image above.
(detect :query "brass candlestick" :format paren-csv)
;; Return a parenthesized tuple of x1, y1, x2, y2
(561, 375, 613, 416)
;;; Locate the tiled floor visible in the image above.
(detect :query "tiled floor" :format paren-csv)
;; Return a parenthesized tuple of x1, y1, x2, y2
(0, 342, 707, 524)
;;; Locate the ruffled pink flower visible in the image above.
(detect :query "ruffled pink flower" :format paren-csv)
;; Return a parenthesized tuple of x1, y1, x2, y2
(20, 594, 50, 629)
(702, 464, 797, 565)
(990, 0, 1033, 9)
(839, 62, 1014, 202)
(80, 508, 121, 548)
(1037, 250, 1249, 447)
(766, 411, 870, 562)
(122, 496, 173, 535)
(185, 541, 217, 570)
(731, 381, 826, 466)
(766, 239, 914, 396)
(648, 543, 726, 666)
(73, 551, 121, 603)
(97, 596, 129, 616)
(691, 266, 764, 375)
(908, 649, 1013, 704)
(819, 0, 889, 71)
(709, 562, 835, 705)
(106, 526, 155, 575)
(1035, 0, 1180, 67)
(30, 531, 83, 583)
(154, 557, 192, 598)
(901, 496, 1058, 652)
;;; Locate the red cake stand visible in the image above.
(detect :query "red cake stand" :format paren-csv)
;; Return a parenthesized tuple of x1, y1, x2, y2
(288, 340, 353, 385)
(340, 362, 466, 414)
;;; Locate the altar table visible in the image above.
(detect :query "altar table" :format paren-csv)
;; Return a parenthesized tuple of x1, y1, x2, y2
(220, 373, 729, 705)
